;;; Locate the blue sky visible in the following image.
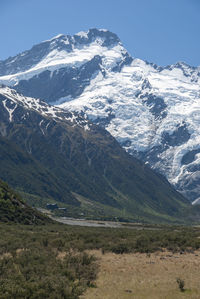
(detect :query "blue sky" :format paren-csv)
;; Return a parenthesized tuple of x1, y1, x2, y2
(0, 0, 200, 66)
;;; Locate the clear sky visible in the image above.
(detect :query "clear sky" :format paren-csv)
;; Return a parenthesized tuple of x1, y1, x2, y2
(0, 0, 200, 66)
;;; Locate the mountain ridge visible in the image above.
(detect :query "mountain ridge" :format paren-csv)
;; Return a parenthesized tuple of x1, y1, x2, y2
(0, 86, 190, 223)
(0, 29, 200, 204)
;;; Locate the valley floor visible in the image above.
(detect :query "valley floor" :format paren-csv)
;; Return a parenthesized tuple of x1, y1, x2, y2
(1, 223, 200, 298)
(82, 250, 200, 299)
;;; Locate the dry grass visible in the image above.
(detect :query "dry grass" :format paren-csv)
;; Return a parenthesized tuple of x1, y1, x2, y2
(0, 252, 12, 259)
(56, 251, 67, 260)
(81, 250, 200, 299)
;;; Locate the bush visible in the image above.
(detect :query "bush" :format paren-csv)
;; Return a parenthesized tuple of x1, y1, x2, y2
(111, 243, 130, 254)
(176, 278, 185, 292)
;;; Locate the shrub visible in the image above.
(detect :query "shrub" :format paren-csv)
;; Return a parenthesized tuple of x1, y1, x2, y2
(176, 278, 185, 292)
(111, 243, 130, 254)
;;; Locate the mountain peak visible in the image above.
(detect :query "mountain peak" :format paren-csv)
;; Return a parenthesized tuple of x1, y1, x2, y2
(0, 28, 124, 80)
(171, 61, 196, 70)
(0, 28, 128, 88)
(83, 28, 120, 46)
(42, 29, 121, 50)
(49, 28, 120, 43)
(69, 28, 121, 47)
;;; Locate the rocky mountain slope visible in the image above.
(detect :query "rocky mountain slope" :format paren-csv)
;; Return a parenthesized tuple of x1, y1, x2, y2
(0, 86, 190, 223)
(0, 29, 200, 204)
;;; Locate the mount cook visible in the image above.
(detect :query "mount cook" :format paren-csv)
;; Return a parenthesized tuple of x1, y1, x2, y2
(0, 28, 200, 204)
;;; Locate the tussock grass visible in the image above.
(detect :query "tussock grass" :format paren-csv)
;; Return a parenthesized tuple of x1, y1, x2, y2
(82, 250, 200, 299)
(1, 223, 200, 298)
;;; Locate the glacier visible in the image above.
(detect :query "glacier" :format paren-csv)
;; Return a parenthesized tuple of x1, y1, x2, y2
(0, 28, 200, 203)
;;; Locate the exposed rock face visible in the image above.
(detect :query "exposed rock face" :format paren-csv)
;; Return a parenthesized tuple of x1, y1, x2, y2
(0, 86, 189, 223)
(0, 29, 200, 203)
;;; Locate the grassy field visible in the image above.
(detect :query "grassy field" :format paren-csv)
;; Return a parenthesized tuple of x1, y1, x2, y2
(1, 223, 200, 298)
(81, 250, 200, 299)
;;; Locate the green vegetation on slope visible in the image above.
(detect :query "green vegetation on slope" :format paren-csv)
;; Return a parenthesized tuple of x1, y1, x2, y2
(0, 136, 78, 205)
(0, 120, 190, 223)
(0, 91, 192, 223)
(0, 179, 51, 224)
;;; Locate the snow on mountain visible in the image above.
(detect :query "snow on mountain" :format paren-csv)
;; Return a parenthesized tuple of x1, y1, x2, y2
(0, 88, 190, 224)
(0, 29, 128, 86)
(0, 29, 200, 203)
(0, 85, 90, 131)
(59, 57, 200, 202)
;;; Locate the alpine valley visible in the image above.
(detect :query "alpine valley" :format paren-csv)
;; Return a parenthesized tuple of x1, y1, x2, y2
(0, 28, 200, 223)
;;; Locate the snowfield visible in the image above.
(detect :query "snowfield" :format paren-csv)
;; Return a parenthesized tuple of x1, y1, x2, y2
(0, 28, 200, 202)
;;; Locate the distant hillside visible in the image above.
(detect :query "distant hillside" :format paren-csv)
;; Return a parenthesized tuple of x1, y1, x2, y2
(0, 86, 191, 224)
(0, 179, 50, 224)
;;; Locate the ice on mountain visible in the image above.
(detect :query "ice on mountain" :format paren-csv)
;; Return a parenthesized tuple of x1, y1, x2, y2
(1, 29, 200, 202)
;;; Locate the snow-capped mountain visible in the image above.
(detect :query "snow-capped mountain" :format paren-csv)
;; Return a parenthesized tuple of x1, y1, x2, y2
(0, 84, 90, 131)
(0, 29, 132, 103)
(1, 86, 190, 223)
(0, 28, 200, 203)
